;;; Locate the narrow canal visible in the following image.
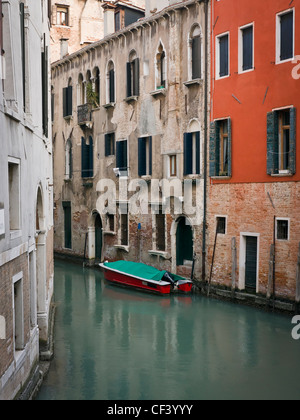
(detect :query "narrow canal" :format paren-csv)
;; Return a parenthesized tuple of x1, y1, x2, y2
(37, 260, 300, 401)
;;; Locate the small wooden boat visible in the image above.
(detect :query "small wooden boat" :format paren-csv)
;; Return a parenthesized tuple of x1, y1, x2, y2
(100, 261, 193, 295)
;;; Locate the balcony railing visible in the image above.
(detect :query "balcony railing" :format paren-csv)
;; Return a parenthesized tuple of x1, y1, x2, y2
(77, 103, 92, 125)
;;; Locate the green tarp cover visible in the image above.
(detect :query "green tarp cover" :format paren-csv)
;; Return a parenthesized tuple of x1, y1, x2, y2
(104, 261, 185, 282)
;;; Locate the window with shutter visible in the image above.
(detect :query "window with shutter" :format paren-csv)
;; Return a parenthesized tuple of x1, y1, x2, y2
(184, 132, 200, 176)
(242, 25, 253, 71)
(41, 34, 48, 137)
(109, 69, 115, 103)
(267, 108, 296, 175)
(105, 133, 115, 157)
(127, 56, 140, 98)
(20, 2, 26, 110)
(280, 11, 294, 61)
(63, 86, 73, 118)
(192, 31, 201, 80)
(209, 119, 232, 177)
(81, 137, 94, 178)
(116, 140, 128, 175)
(218, 34, 229, 78)
(138, 137, 152, 177)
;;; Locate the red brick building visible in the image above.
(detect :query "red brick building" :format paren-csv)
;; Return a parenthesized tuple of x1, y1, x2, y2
(208, 0, 300, 302)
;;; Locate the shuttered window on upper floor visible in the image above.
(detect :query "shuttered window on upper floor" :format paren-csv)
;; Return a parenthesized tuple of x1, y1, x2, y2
(116, 140, 128, 175)
(242, 25, 253, 71)
(127, 58, 140, 98)
(209, 119, 232, 178)
(218, 34, 229, 78)
(105, 132, 115, 157)
(138, 137, 152, 177)
(81, 136, 94, 178)
(184, 132, 200, 176)
(63, 86, 73, 118)
(267, 107, 296, 175)
(280, 11, 294, 61)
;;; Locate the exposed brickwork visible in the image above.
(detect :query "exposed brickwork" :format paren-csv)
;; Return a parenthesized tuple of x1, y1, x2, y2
(207, 182, 300, 300)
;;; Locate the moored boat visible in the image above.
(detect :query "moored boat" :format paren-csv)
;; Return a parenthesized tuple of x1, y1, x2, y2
(100, 261, 193, 295)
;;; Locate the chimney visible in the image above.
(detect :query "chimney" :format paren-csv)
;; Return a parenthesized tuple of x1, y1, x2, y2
(103, 3, 115, 37)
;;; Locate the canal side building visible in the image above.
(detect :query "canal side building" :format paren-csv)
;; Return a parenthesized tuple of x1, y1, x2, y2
(50, 0, 146, 62)
(207, 0, 300, 304)
(51, 0, 210, 280)
(0, 0, 54, 400)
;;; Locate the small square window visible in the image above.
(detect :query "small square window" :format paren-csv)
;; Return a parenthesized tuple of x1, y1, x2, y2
(277, 219, 289, 240)
(57, 6, 69, 26)
(216, 217, 226, 234)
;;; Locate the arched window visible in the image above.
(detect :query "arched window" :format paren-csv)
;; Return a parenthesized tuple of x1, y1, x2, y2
(93, 67, 100, 106)
(65, 139, 72, 180)
(127, 50, 140, 98)
(156, 43, 166, 89)
(106, 60, 115, 104)
(189, 25, 202, 80)
(78, 73, 85, 105)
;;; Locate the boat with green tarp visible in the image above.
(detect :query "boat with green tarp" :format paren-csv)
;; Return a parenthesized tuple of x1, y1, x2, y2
(100, 261, 193, 295)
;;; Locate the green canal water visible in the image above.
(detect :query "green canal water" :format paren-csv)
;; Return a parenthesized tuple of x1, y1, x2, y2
(37, 260, 300, 401)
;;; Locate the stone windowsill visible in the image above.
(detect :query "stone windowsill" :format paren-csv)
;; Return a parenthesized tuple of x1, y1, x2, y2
(103, 102, 116, 109)
(148, 250, 170, 259)
(183, 78, 203, 87)
(124, 96, 138, 103)
(114, 245, 130, 253)
(150, 88, 167, 97)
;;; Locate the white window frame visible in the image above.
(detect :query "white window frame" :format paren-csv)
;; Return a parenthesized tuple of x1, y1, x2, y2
(238, 22, 255, 74)
(12, 272, 24, 352)
(8, 157, 21, 238)
(276, 217, 290, 241)
(215, 31, 230, 80)
(276, 8, 295, 65)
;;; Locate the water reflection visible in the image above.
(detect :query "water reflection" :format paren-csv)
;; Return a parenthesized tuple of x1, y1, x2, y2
(37, 260, 300, 401)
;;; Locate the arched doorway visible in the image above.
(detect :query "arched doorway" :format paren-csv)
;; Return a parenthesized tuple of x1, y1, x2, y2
(95, 213, 103, 262)
(176, 217, 193, 266)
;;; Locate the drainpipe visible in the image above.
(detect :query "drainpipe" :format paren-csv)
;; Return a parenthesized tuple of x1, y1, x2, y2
(202, 0, 209, 284)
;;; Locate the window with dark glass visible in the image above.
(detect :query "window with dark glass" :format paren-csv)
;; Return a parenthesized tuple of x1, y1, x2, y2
(219, 34, 229, 77)
(209, 118, 232, 178)
(138, 137, 152, 177)
(156, 212, 166, 252)
(242, 25, 253, 71)
(277, 219, 289, 241)
(127, 57, 140, 97)
(105, 133, 115, 157)
(116, 140, 128, 174)
(121, 214, 128, 246)
(267, 107, 296, 175)
(184, 132, 200, 176)
(81, 136, 94, 178)
(280, 11, 293, 61)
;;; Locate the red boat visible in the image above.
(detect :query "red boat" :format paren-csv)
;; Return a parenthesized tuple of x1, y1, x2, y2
(100, 261, 193, 295)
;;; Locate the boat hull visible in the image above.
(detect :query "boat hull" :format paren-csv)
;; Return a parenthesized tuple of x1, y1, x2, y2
(100, 264, 193, 295)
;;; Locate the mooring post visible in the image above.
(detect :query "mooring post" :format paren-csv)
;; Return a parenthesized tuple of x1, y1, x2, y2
(296, 243, 300, 313)
(267, 244, 275, 302)
(231, 237, 237, 299)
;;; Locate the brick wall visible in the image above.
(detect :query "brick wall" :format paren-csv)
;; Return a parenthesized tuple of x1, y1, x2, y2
(207, 182, 300, 300)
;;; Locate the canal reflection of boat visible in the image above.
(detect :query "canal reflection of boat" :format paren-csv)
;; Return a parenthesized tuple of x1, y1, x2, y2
(100, 261, 193, 295)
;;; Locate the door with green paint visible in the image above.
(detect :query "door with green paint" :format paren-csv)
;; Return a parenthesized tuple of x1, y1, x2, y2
(176, 217, 193, 266)
(245, 236, 258, 290)
(95, 214, 102, 261)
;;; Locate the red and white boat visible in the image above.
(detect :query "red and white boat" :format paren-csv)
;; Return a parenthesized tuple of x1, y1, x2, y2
(100, 261, 193, 295)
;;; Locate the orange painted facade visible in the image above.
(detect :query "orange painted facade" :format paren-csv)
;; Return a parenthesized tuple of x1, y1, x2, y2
(211, 0, 300, 183)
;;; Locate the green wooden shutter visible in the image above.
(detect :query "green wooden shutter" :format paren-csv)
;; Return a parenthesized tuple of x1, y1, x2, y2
(67, 86, 73, 116)
(63, 87, 67, 117)
(126, 62, 132, 98)
(289, 107, 296, 174)
(133, 58, 140, 96)
(195, 131, 200, 174)
(184, 133, 193, 175)
(209, 121, 220, 177)
(267, 112, 279, 175)
(149, 136, 152, 176)
(227, 118, 232, 177)
(138, 138, 146, 177)
(89, 136, 94, 178)
(109, 69, 115, 103)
